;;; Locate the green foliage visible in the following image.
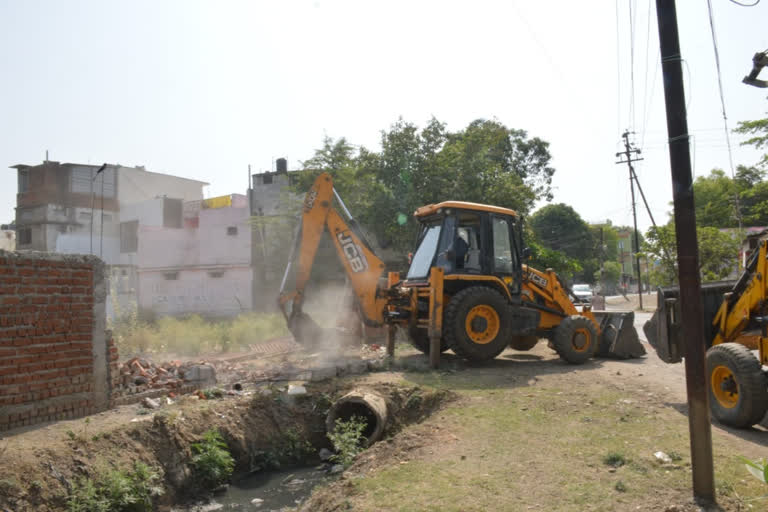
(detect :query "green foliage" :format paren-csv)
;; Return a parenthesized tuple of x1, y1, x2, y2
(67, 461, 164, 512)
(267, 428, 315, 468)
(614, 480, 627, 493)
(327, 416, 368, 468)
(296, 117, 556, 258)
(111, 312, 288, 357)
(191, 429, 235, 489)
(739, 456, 768, 484)
(602, 452, 627, 468)
(528, 204, 595, 282)
(643, 223, 740, 286)
(599, 261, 623, 295)
(735, 100, 768, 171)
(526, 240, 582, 282)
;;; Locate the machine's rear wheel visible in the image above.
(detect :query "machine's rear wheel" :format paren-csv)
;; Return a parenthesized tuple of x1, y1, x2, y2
(509, 335, 539, 351)
(706, 343, 768, 428)
(408, 326, 449, 354)
(552, 315, 599, 364)
(444, 287, 511, 361)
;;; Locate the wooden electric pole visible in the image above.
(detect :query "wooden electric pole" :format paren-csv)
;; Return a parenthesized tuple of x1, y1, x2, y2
(616, 131, 644, 309)
(655, 0, 716, 504)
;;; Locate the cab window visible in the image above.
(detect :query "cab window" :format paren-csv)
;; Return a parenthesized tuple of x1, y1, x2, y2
(492, 217, 514, 274)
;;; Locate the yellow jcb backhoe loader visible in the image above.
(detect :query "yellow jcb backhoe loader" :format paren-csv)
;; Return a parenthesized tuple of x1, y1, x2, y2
(645, 240, 768, 428)
(278, 173, 644, 366)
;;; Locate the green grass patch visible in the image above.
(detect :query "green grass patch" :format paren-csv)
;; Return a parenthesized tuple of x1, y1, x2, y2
(332, 373, 768, 512)
(67, 461, 163, 512)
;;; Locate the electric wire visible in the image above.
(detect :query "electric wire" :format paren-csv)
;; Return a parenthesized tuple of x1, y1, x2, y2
(728, 0, 760, 6)
(706, 0, 743, 228)
(628, 0, 637, 130)
(615, 0, 623, 137)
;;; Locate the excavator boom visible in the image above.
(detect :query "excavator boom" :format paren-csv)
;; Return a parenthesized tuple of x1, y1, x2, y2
(278, 173, 388, 344)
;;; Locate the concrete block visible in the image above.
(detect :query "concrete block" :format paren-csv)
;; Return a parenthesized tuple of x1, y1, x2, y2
(183, 364, 216, 385)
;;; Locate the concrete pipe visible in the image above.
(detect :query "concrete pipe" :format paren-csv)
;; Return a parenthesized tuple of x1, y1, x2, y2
(326, 390, 388, 446)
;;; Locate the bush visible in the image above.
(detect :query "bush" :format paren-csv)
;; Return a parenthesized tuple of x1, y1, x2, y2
(327, 416, 368, 468)
(67, 461, 164, 512)
(191, 429, 235, 489)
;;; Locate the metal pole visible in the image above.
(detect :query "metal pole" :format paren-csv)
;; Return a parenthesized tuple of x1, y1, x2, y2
(628, 158, 643, 308)
(655, 0, 715, 504)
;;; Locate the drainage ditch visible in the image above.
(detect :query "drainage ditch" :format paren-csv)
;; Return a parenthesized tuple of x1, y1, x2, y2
(0, 382, 451, 512)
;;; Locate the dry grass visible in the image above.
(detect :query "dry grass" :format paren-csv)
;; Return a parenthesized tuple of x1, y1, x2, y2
(111, 312, 288, 357)
(304, 351, 768, 512)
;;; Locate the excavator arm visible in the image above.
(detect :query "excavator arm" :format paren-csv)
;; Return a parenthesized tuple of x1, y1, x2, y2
(278, 173, 388, 343)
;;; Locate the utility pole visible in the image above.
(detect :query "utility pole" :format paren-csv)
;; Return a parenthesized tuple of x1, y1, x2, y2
(656, 0, 715, 504)
(616, 131, 644, 309)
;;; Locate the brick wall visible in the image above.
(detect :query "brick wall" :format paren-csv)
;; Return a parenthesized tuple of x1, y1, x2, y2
(0, 250, 111, 431)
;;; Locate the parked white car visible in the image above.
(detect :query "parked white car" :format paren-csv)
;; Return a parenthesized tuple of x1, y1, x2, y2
(572, 283, 593, 303)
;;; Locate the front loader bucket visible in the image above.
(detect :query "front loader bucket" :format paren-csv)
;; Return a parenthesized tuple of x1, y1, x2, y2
(593, 311, 646, 359)
(643, 281, 735, 364)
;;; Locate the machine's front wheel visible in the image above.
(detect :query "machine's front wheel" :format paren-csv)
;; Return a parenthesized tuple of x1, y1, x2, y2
(552, 315, 599, 364)
(706, 343, 768, 428)
(444, 287, 511, 361)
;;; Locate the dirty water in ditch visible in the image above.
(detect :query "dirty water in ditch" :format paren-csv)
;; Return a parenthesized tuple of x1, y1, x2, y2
(176, 466, 333, 512)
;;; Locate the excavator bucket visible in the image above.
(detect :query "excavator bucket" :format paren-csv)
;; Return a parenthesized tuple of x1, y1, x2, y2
(643, 281, 735, 364)
(287, 311, 324, 347)
(593, 310, 647, 359)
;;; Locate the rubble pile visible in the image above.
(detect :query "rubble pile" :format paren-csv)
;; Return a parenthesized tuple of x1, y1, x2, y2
(117, 357, 216, 396)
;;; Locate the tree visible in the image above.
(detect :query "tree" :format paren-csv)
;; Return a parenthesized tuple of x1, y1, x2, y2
(735, 99, 768, 171)
(599, 261, 622, 295)
(643, 222, 740, 286)
(529, 203, 595, 282)
(297, 118, 557, 258)
(692, 169, 739, 228)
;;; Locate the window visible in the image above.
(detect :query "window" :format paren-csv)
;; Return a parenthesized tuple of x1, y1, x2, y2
(120, 221, 138, 253)
(18, 170, 29, 193)
(227, 226, 238, 236)
(492, 217, 513, 274)
(70, 166, 116, 197)
(163, 272, 179, 280)
(455, 212, 482, 273)
(262, 174, 273, 185)
(163, 198, 183, 228)
(17, 227, 31, 245)
(208, 270, 225, 278)
(406, 224, 442, 280)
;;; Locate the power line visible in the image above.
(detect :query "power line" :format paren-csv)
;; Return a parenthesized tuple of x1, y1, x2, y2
(705, 0, 743, 229)
(628, 0, 637, 130)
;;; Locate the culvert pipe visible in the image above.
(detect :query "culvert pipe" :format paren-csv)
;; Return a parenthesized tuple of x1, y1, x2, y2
(325, 390, 388, 446)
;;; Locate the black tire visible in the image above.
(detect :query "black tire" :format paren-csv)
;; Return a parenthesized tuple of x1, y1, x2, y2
(509, 335, 539, 351)
(706, 343, 768, 428)
(552, 315, 599, 364)
(444, 287, 511, 361)
(408, 326, 449, 354)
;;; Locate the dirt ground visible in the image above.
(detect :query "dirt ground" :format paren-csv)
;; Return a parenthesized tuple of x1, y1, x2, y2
(2, 299, 767, 511)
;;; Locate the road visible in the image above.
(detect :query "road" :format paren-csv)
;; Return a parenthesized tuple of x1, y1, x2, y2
(626, 307, 768, 434)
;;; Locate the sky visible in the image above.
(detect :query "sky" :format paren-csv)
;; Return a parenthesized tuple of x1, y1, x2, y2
(1, 0, 767, 233)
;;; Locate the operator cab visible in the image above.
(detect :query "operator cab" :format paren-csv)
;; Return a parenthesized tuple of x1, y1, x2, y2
(405, 201, 524, 294)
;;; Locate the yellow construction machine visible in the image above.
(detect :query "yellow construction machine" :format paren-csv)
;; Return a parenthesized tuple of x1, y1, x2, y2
(645, 240, 768, 428)
(278, 173, 644, 365)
